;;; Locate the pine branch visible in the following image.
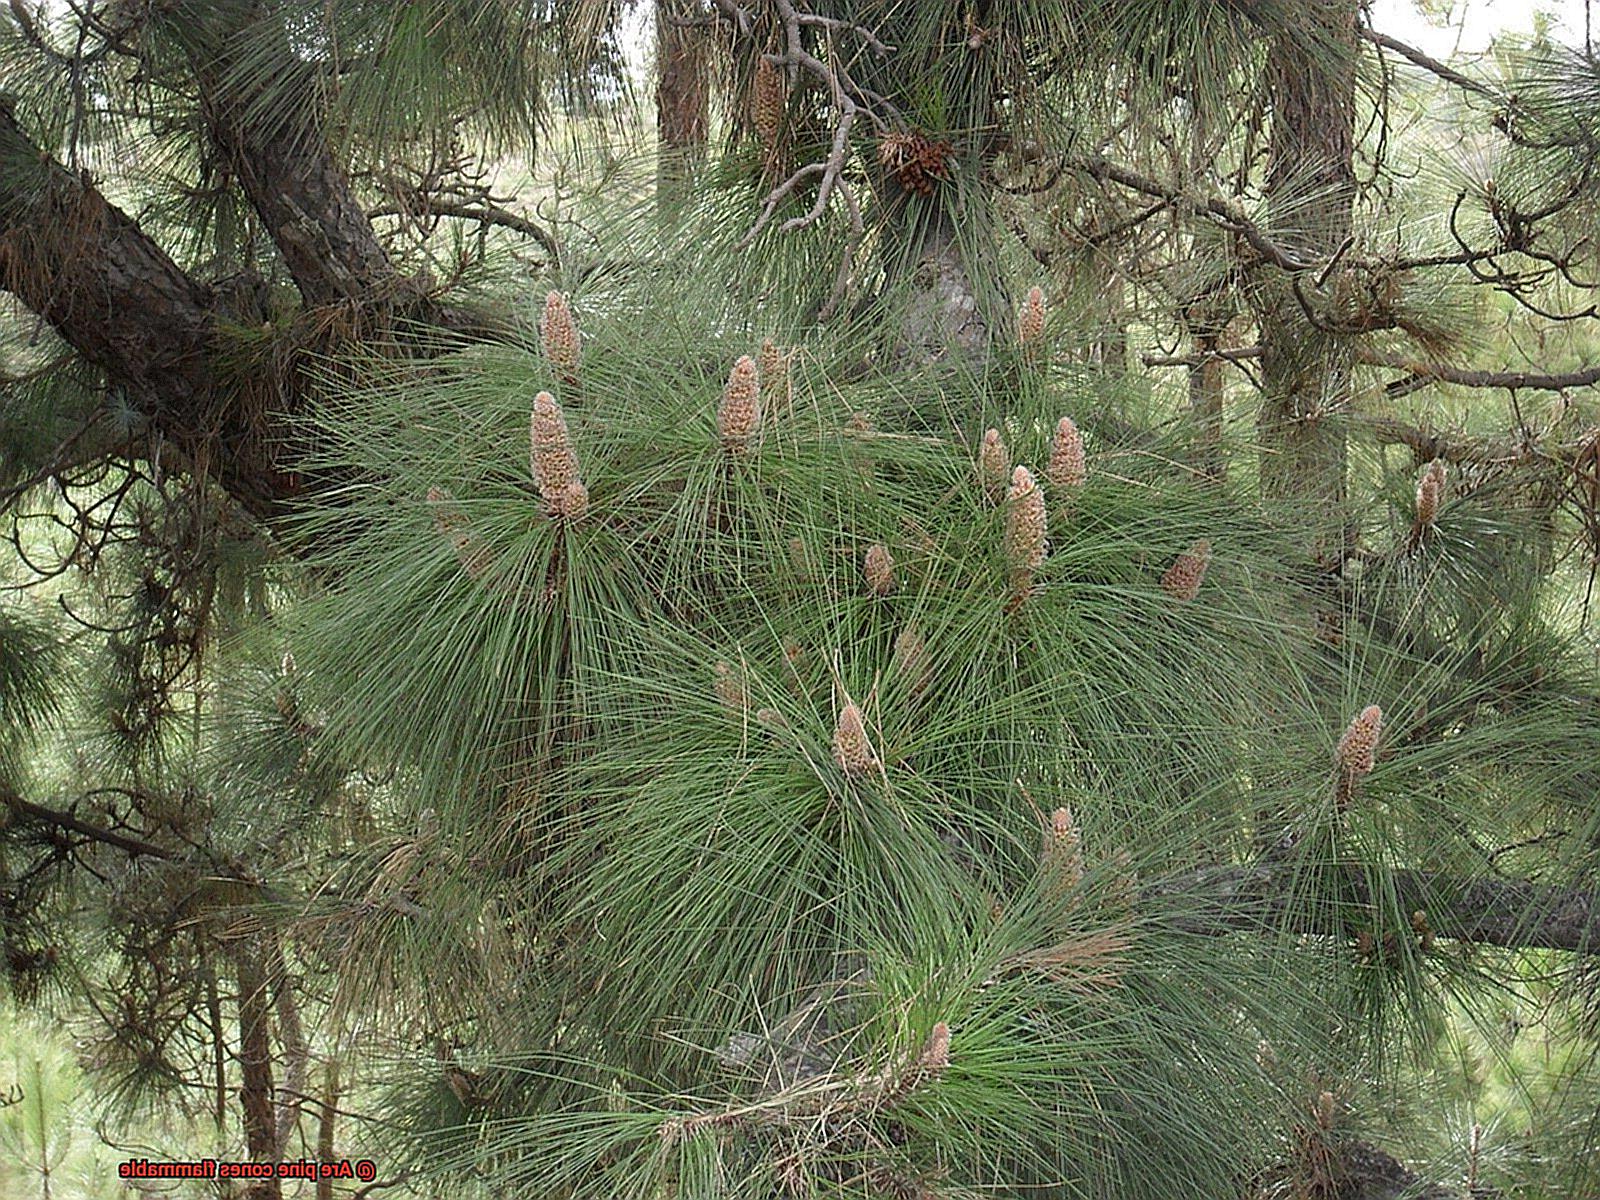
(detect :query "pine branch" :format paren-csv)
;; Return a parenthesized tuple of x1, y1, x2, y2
(1360, 28, 1501, 101)
(0, 785, 174, 860)
(1152, 860, 1600, 953)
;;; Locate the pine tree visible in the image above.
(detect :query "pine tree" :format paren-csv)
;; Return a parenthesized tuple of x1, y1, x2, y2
(2, 4, 1600, 1200)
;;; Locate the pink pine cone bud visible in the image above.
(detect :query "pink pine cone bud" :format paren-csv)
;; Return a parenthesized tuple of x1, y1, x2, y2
(1004, 466, 1047, 573)
(529, 391, 585, 519)
(977, 428, 1010, 502)
(1018, 285, 1046, 361)
(1335, 704, 1382, 809)
(1161, 538, 1212, 601)
(758, 338, 793, 417)
(832, 701, 877, 779)
(539, 291, 581, 383)
(1048, 416, 1086, 489)
(718, 355, 761, 453)
(864, 543, 896, 596)
(1415, 459, 1446, 527)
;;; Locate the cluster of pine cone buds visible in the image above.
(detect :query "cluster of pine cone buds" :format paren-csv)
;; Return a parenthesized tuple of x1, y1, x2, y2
(833, 700, 878, 779)
(1004, 466, 1048, 599)
(864, 543, 896, 596)
(1048, 416, 1085, 492)
(718, 355, 762, 453)
(977, 428, 1010, 502)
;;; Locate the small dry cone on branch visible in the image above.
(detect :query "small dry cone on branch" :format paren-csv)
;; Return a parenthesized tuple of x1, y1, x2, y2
(1017, 285, 1047, 363)
(758, 338, 794, 419)
(1409, 458, 1447, 548)
(1334, 704, 1382, 811)
(529, 391, 589, 520)
(426, 487, 494, 580)
(539, 291, 581, 385)
(718, 355, 762, 454)
(1041, 805, 1086, 905)
(1004, 466, 1048, 607)
(976, 428, 1010, 503)
(1160, 538, 1212, 602)
(1047, 416, 1086, 493)
(864, 543, 896, 596)
(832, 700, 878, 780)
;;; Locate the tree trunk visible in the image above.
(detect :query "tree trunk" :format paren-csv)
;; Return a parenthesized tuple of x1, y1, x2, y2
(655, 0, 709, 211)
(233, 937, 283, 1200)
(1257, 4, 1358, 567)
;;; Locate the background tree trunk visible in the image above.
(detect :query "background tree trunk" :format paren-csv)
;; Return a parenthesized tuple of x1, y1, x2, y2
(655, 0, 709, 211)
(1257, 3, 1358, 568)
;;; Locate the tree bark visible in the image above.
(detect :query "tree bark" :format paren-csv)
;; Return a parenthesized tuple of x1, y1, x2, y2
(1257, 3, 1359, 564)
(232, 936, 283, 1200)
(0, 104, 296, 521)
(655, 0, 709, 211)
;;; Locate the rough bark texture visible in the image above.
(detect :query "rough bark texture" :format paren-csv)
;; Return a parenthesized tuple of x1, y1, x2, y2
(1257, 3, 1358, 563)
(0, 105, 301, 520)
(893, 204, 991, 366)
(233, 937, 283, 1200)
(655, 0, 709, 208)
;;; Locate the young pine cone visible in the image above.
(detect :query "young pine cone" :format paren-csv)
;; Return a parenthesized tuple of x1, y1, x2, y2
(539, 291, 581, 384)
(1160, 539, 1212, 602)
(864, 543, 896, 596)
(529, 392, 588, 520)
(718, 355, 761, 453)
(977, 428, 1010, 503)
(1018, 285, 1046, 361)
(1004, 465, 1048, 575)
(1415, 459, 1447, 527)
(832, 701, 878, 779)
(1048, 416, 1086, 491)
(1334, 704, 1382, 810)
(758, 338, 793, 418)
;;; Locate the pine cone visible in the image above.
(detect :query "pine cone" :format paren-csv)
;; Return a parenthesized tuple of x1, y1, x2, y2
(832, 701, 877, 779)
(718, 355, 761, 453)
(539, 291, 581, 384)
(529, 391, 586, 519)
(1334, 704, 1382, 810)
(1048, 416, 1086, 490)
(1160, 538, 1211, 602)
(977, 428, 1010, 503)
(1018, 285, 1046, 361)
(864, 543, 895, 596)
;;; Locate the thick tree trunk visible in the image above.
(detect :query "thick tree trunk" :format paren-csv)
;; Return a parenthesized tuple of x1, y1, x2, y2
(892, 202, 993, 365)
(1257, 4, 1359, 566)
(655, 0, 709, 211)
